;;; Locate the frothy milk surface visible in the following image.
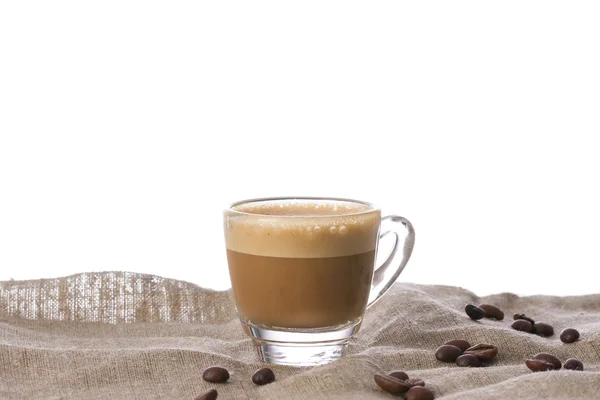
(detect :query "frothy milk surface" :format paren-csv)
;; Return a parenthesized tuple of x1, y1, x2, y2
(225, 199, 381, 258)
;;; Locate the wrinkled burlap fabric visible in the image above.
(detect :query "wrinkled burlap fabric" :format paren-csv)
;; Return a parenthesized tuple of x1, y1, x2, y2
(1, 272, 600, 399)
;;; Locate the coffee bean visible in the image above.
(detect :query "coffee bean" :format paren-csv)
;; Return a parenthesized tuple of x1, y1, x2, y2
(526, 359, 554, 372)
(464, 344, 498, 362)
(533, 353, 562, 370)
(388, 370, 409, 381)
(564, 358, 584, 371)
(195, 389, 218, 400)
(513, 313, 535, 324)
(533, 322, 554, 337)
(511, 319, 534, 333)
(252, 367, 275, 385)
(202, 367, 230, 383)
(465, 304, 485, 320)
(456, 354, 481, 367)
(560, 328, 580, 343)
(443, 339, 471, 352)
(479, 304, 504, 320)
(406, 386, 435, 400)
(374, 374, 412, 394)
(407, 378, 425, 387)
(435, 345, 463, 362)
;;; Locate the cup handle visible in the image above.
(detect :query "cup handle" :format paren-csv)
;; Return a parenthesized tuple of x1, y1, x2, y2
(367, 215, 415, 307)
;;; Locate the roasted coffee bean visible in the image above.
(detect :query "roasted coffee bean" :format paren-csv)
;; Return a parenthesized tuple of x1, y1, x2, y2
(465, 304, 485, 320)
(443, 339, 471, 352)
(511, 319, 534, 333)
(564, 358, 584, 371)
(407, 378, 425, 387)
(406, 386, 435, 400)
(252, 368, 275, 385)
(374, 374, 412, 394)
(533, 322, 554, 337)
(388, 370, 409, 381)
(456, 354, 481, 367)
(202, 367, 230, 383)
(533, 353, 562, 370)
(195, 389, 218, 400)
(513, 313, 535, 324)
(479, 304, 504, 320)
(464, 344, 498, 362)
(526, 359, 554, 372)
(560, 328, 580, 343)
(435, 345, 463, 362)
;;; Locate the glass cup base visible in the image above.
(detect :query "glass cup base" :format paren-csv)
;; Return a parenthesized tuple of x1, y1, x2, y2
(241, 318, 362, 366)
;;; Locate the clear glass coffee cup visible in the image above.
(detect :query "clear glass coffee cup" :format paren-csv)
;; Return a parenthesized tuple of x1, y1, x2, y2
(224, 197, 415, 366)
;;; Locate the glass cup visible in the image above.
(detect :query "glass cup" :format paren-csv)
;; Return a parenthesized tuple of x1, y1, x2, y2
(224, 197, 415, 366)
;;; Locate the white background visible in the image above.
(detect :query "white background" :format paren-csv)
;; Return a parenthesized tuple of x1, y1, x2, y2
(1, 1, 599, 296)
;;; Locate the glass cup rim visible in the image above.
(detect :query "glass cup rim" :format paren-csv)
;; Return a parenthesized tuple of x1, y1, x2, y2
(226, 196, 380, 218)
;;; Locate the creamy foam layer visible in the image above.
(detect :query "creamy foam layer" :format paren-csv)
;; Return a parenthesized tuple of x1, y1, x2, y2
(224, 199, 381, 258)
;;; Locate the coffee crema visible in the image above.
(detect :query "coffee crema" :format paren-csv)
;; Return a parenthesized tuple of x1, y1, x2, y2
(225, 199, 381, 258)
(225, 199, 381, 328)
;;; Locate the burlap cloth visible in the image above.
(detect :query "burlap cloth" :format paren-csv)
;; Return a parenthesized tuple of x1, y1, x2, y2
(1, 272, 599, 399)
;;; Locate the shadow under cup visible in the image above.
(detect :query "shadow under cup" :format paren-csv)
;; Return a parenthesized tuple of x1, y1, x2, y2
(224, 197, 414, 366)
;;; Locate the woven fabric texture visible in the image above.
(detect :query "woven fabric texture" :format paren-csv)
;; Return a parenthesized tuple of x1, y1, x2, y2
(1, 272, 599, 399)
